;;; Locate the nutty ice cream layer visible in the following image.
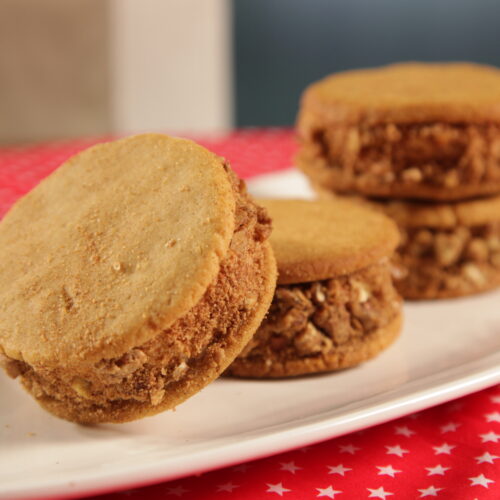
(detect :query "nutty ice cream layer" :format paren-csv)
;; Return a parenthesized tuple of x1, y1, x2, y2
(393, 222, 500, 299)
(1, 171, 273, 422)
(228, 259, 402, 377)
(298, 123, 500, 200)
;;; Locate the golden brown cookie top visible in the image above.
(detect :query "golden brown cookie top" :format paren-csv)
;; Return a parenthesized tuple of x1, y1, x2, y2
(260, 199, 399, 284)
(0, 134, 236, 367)
(301, 63, 500, 125)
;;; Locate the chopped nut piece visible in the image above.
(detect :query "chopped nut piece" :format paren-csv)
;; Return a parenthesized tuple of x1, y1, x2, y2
(272, 288, 313, 333)
(150, 388, 165, 406)
(172, 361, 188, 380)
(71, 377, 92, 399)
(462, 263, 486, 286)
(293, 323, 332, 356)
(96, 348, 148, 379)
(350, 302, 379, 331)
(350, 280, 370, 303)
(390, 262, 408, 280)
(402, 168, 423, 183)
(312, 284, 326, 303)
(434, 229, 469, 266)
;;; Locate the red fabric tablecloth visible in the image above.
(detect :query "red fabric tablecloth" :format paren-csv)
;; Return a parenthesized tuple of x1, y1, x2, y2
(0, 129, 294, 218)
(94, 387, 500, 500)
(1, 130, 499, 499)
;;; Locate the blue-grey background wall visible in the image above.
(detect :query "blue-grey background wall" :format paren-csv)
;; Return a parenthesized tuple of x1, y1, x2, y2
(233, 0, 500, 127)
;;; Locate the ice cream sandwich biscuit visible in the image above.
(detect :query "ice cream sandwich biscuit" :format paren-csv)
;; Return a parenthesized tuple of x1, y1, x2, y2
(227, 199, 402, 378)
(0, 134, 276, 423)
(297, 63, 500, 201)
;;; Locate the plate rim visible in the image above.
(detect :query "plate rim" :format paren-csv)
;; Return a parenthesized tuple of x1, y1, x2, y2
(2, 352, 500, 500)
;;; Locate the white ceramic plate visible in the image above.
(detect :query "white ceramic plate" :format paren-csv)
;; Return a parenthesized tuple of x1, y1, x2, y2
(2, 169, 500, 500)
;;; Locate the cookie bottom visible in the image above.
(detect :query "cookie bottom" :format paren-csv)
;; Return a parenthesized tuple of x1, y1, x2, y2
(227, 260, 402, 378)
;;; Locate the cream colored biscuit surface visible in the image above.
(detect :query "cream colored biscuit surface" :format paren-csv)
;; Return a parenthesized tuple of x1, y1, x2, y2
(0, 134, 236, 367)
(300, 63, 500, 125)
(260, 199, 399, 284)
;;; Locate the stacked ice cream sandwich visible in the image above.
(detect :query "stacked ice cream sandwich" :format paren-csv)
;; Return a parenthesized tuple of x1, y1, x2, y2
(297, 63, 500, 299)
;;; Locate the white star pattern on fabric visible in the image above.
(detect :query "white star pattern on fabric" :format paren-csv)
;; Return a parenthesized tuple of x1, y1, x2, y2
(266, 483, 291, 496)
(475, 451, 499, 464)
(166, 485, 189, 497)
(316, 485, 342, 498)
(469, 474, 494, 488)
(232, 464, 251, 473)
(376, 465, 401, 477)
(367, 486, 393, 498)
(394, 425, 415, 437)
(385, 445, 409, 457)
(425, 464, 450, 476)
(280, 462, 302, 474)
(339, 444, 360, 454)
(480, 431, 500, 443)
(440, 422, 460, 433)
(327, 464, 351, 476)
(432, 443, 455, 455)
(418, 485, 442, 497)
(490, 394, 500, 404)
(217, 482, 239, 492)
(485, 411, 500, 423)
